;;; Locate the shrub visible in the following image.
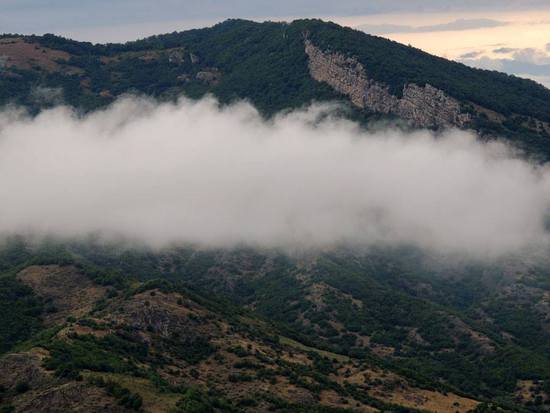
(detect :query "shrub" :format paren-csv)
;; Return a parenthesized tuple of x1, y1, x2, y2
(14, 382, 30, 394)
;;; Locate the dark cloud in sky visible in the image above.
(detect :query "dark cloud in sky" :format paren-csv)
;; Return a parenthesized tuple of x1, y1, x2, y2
(494, 47, 519, 54)
(460, 51, 484, 59)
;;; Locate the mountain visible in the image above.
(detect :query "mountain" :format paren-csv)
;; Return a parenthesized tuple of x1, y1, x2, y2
(0, 260, 482, 413)
(1, 19, 550, 160)
(2, 18, 550, 413)
(0, 238, 548, 412)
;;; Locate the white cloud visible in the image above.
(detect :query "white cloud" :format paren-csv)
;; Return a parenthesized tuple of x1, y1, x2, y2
(1, 96, 549, 259)
(459, 45, 550, 88)
(519, 49, 550, 65)
(357, 18, 508, 35)
(460, 56, 505, 71)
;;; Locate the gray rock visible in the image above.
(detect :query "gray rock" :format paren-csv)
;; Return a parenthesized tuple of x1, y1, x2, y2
(305, 40, 471, 129)
(196, 68, 221, 85)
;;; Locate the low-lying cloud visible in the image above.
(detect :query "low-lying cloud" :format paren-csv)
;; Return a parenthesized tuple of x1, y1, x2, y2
(1, 96, 549, 258)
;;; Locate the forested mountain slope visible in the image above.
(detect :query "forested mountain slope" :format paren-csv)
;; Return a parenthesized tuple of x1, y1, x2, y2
(0, 256, 484, 413)
(0, 239, 548, 412)
(1, 19, 550, 159)
(2, 18, 550, 413)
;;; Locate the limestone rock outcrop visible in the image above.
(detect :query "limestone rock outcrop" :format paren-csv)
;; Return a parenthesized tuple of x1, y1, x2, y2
(305, 40, 471, 128)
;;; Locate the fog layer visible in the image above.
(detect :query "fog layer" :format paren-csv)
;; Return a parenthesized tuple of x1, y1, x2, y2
(1, 97, 549, 258)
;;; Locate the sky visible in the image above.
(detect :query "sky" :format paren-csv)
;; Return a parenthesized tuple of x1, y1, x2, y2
(0, 1, 548, 87)
(347, 9, 550, 88)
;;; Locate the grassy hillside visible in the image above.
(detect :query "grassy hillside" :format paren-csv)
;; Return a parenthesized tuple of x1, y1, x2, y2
(0, 239, 547, 412)
(0, 258, 489, 413)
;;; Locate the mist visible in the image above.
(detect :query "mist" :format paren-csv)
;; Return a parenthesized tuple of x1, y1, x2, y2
(0, 96, 549, 259)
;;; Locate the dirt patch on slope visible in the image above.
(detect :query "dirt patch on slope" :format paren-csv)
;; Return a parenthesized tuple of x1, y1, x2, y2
(17, 265, 106, 324)
(0, 38, 81, 74)
(15, 382, 133, 413)
(0, 349, 53, 391)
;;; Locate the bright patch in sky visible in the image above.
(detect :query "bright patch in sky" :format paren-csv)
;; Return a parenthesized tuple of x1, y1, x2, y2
(339, 8, 550, 88)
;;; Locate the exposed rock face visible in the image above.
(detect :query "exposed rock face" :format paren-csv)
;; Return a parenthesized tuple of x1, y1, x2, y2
(196, 68, 222, 85)
(398, 84, 471, 129)
(0, 351, 131, 413)
(0, 351, 52, 391)
(17, 382, 132, 413)
(107, 290, 217, 342)
(305, 41, 372, 109)
(364, 83, 398, 114)
(168, 49, 185, 64)
(304, 40, 471, 128)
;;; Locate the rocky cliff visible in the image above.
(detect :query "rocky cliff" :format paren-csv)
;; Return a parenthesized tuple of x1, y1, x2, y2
(305, 39, 471, 128)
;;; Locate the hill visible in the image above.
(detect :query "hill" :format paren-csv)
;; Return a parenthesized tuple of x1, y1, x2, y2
(1, 19, 550, 159)
(0, 239, 548, 412)
(2, 18, 550, 413)
(0, 261, 484, 413)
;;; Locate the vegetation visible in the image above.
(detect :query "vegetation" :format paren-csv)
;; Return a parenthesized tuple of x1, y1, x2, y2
(2, 19, 550, 411)
(90, 377, 143, 411)
(0, 276, 43, 354)
(0, 238, 548, 412)
(2, 19, 550, 158)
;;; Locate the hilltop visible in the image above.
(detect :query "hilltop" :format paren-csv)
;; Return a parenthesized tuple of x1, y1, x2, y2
(1, 19, 550, 159)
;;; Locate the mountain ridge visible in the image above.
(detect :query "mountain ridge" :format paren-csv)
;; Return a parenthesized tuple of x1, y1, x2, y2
(1, 18, 550, 159)
(2, 17, 550, 413)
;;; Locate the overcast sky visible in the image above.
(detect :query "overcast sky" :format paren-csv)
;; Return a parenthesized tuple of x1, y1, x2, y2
(0, 1, 547, 39)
